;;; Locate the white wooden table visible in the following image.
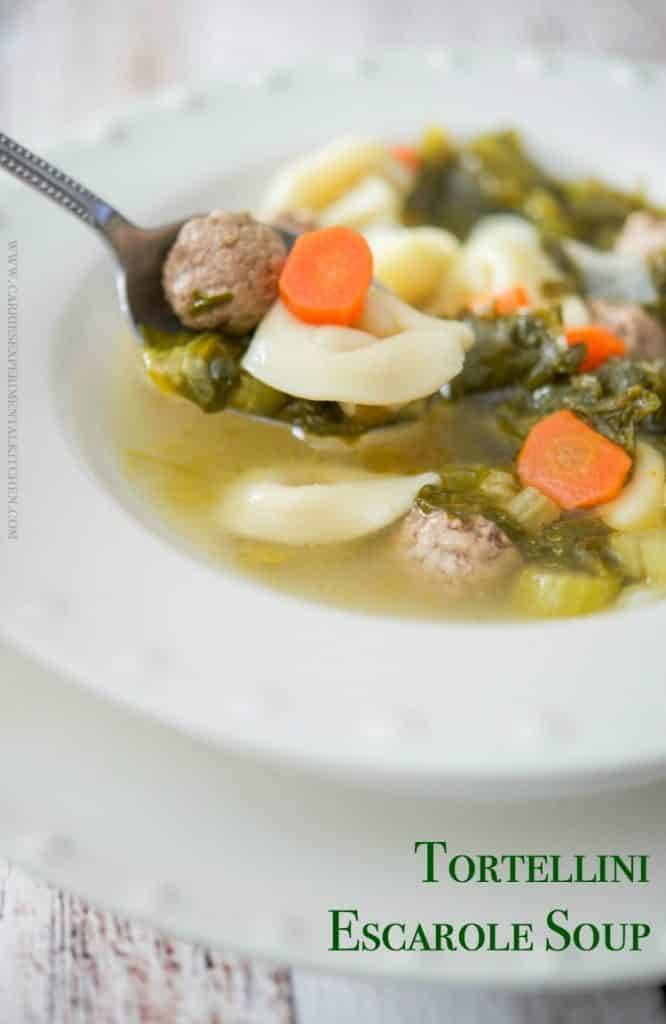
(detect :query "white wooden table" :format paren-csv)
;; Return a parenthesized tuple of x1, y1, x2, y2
(3, 867, 666, 1023)
(2, 1, 666, 1019)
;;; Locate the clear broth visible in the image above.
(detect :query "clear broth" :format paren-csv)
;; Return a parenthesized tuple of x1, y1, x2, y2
(112, 333, 519, 620)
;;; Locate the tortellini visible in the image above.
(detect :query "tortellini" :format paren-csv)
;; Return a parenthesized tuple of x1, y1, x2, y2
(262, 136, 568, 319)
(242, 288, 473, 405)
(259, 137, 411, 226)
(599, 442, 665, 532)
(363, 216, 565, 317)
(218, 466, 439, 545)
(428, 215, 566, 316)
(364, 226, 460, 307)
(318, 176, 400, 230)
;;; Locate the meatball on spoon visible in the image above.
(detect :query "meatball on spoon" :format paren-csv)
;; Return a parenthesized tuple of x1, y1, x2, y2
(0, 132, 296, 343)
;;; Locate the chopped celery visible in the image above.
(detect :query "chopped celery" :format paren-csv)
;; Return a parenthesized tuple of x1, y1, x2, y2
(504, 486, 560, 533)
(438, 465, 489, 492)
(479, 469, 519, 503)
(512, 566, 620, 618)
(229, 372, 288, 417)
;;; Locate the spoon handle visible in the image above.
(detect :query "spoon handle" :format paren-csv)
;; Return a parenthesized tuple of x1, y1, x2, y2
(0, 131, 132, 245)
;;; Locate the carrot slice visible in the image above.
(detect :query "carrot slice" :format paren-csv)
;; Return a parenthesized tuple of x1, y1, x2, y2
(517, 410, 632, 511)
(565, 325, 627, 373)
(390, 144, 421, 171)
(468, 286, 530, 316)
(494, 286, 531, 314)
(279, 226, 373, 326)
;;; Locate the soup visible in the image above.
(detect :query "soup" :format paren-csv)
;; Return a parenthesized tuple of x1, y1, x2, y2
(114, 128, 666, 619)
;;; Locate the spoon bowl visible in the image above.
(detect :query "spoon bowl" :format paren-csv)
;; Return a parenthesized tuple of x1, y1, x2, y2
(0, 131, 299, 342)
(112, 217, 298, 341)
(0, 132, 318, 429)
(111, 218, 190, 337)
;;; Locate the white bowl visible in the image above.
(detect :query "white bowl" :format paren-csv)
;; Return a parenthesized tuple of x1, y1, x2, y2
(1, 634, 666, 990)
(2, 50, 666, 795)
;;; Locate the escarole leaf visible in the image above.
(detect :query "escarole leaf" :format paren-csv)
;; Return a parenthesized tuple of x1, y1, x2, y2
(277, 399, 370, 437)
(405, 129, 660, 247)
(451, 311, 585, 396)
(141, 326, 245, 412)
(447, 309, 666, 454)
(405, 130, 557, 239)
(140, 325, 402, 433)
(496, 359, 666, 454)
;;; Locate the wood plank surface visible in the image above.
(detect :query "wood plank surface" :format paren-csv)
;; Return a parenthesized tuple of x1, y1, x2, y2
(0, 865, 293, 1024)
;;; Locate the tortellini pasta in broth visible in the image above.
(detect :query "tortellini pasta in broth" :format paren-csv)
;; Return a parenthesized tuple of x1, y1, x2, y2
(218, 466, 440, 545)
(259, 137, 412, 223)
(363, 225, 460, 307)
(426, 215, 566, 316)
(242, 288, 473, 405)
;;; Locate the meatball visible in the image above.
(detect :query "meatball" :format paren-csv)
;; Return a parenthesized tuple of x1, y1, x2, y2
(588, 299, 666, 360)
(396, 506, 519, 588)
(163, 211, 287, 334)
(614, 212, 666, 259)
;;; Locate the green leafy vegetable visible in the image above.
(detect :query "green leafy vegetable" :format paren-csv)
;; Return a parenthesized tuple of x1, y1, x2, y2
(451, 311, 585, 396)
(518, 517, 617, 575)
(448, 308, 666, 454)
(512, 565, 621, 618)
(141, 326, 244, 413)
(275, 399, 430, 437)
(417, 473, 618, 576)
(228, 372, 288, 417)
(276, 400, 377, 437)
(139, 327, 413, 434)
(559, 178, 653, 250)
(186, 289, 234, 317)
(497, 359, 666, 453)
(405, 130, 556, 239)
(405, 129, 659, 247)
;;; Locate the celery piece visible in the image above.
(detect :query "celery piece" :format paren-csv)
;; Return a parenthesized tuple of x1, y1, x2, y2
(228, 372, 287, 418)
(512, 566, 621, 618)
(504, 486, 560, 533)
(479, 469, 518, 504)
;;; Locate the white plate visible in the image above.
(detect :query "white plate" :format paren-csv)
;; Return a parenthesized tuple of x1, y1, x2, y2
(2, 51, 666, 793)
(1, 636, 665, 990)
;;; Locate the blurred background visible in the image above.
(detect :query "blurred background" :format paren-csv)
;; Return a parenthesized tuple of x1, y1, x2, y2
(1, 0, 665, 144)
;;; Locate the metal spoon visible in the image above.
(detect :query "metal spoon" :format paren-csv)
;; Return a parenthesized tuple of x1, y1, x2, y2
(0, 131, 296, 342)
(0, 131, 425, 438)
